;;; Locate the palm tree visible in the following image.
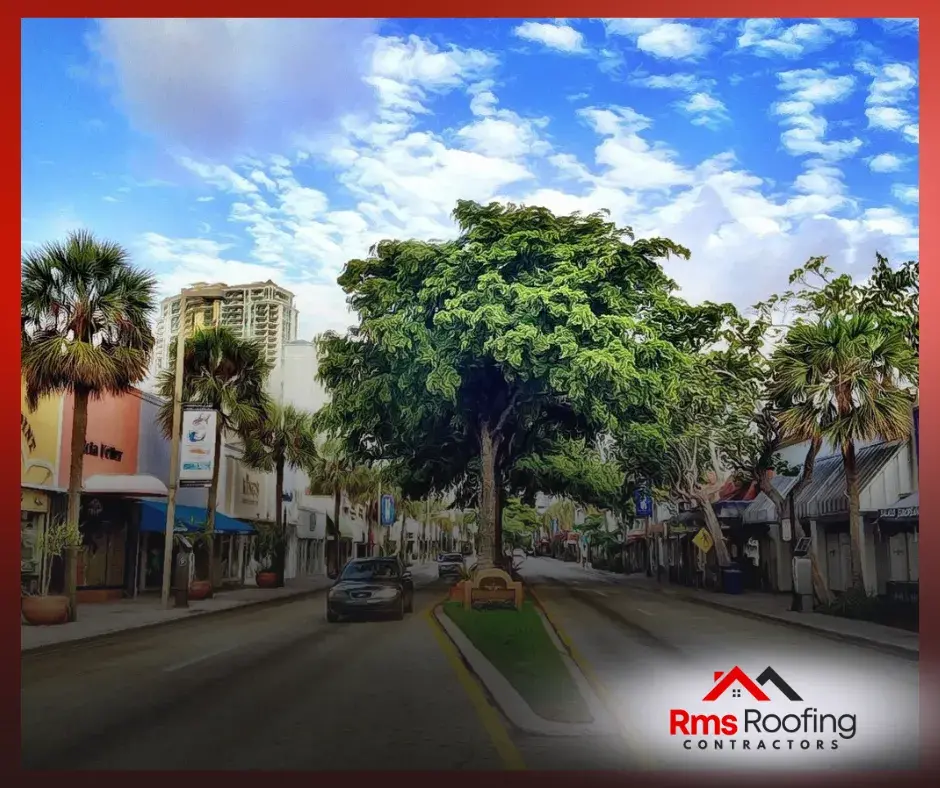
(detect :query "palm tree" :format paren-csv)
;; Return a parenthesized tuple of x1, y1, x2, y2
(242, 402, 319, 586)
(156, 326, 270, 590)
(21, 231, 157, 621)
(306, 438, 362, 575)
(770, 313, 917, 595)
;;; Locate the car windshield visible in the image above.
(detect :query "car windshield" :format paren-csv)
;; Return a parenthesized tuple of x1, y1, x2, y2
(340, 561, 400, 581)
(442, 554, 463, 563)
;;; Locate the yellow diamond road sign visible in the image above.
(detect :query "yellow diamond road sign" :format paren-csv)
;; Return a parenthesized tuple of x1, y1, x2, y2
(693, 528, 714, 553)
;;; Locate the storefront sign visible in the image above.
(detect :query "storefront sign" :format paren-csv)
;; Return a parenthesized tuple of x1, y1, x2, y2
(20, 382, 63, 489)
(179, 406, 218, 487)
(20, 490, 49, 513)
(83, 441, 124, 462)
(240, 473, 260, 505)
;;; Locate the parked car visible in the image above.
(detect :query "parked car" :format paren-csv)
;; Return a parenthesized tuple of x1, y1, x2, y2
(326, 557, 414, 622)
(437, 552, 465, 580)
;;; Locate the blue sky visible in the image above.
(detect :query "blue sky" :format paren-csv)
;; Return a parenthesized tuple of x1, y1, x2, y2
(21, 18, 919, 339)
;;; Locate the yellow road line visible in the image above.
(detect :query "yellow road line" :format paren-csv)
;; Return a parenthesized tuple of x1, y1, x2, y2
(425, 606, 527, 771)
(527, 584, 654, 771)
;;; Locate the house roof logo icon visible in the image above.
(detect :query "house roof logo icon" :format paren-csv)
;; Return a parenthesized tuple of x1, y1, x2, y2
(703, 666, 803, 702)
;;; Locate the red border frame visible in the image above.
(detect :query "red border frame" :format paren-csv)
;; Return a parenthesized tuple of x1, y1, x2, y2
(9, 5, 933, 781)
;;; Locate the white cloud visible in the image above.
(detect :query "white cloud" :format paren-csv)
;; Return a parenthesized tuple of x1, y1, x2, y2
(892, 184, 918, 204)
(604, 19, 709, 60)
(866, 106, 912, 130)
(737, 18, 856, 58)
(678, 93, 728, 127)
(859, 62, 918, 144)
(876, 19, 919, 35)
(773, 69, 861, 160)
(513, 21, 586, 53)
(69, 26, 918, 343)
(868, 153, 906, 172)
(90, 19, 380, 155)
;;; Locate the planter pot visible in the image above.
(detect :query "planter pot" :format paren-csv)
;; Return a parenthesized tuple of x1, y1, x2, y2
(448, 581, 467, 602)
(22, 595, 70, 626)
(256, 572, 278, 589)
(189, 580, 212, 600)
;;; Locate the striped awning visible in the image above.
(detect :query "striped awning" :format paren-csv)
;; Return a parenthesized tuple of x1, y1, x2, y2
(743, 441, 904, 524)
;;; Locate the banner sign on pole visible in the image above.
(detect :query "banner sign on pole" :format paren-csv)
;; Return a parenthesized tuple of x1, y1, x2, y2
(179, 406, 217, 488)
(634, 489, 654, 518)
(380, 494, 396, 526)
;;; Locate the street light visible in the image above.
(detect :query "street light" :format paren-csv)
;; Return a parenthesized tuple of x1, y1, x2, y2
(161, 286, 226, 609)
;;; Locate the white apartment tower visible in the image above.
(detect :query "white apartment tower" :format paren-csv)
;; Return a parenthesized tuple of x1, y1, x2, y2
(151, 280, 300, 377)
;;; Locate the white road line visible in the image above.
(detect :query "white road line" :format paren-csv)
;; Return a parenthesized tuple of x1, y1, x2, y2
(163, 643, 242, 673)
(593, 589, 607, 597)
(635, 608, 654, 616)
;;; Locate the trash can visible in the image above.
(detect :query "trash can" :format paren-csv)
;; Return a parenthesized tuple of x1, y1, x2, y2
(172, 537, 193, 608)
(722, 565, 743, 595)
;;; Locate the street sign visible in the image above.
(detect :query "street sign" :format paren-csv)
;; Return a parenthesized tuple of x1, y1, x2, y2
(634, 489, 654, 518)
(380, 494, 396, 526)
(692, 528, 713, 553)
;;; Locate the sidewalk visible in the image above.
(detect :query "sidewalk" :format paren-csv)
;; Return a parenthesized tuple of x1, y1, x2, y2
(21, 575, 332, 653)
(615, 573, 919, 658)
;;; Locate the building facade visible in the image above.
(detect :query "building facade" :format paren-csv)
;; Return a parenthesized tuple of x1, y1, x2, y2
(150, 280, 300, 379)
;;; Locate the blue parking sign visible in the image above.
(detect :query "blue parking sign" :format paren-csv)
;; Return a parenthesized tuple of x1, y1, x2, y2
(634, 489, 653, 518)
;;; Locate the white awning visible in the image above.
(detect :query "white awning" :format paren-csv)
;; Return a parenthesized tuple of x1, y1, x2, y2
(84, 474, 169, 498)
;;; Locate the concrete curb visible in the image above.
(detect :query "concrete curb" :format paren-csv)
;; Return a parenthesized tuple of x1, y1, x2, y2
(432, 605, 614, 737)
(667, 591, 919, 661)
(525, 582, 657, 770)
(21, 585, 331, 656)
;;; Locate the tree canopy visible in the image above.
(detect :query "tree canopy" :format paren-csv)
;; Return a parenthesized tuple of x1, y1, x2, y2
(316, 200, 739, 566)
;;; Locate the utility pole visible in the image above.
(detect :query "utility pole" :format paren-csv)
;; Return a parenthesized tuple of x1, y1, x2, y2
(161, 293, 189, 609)
(161, 286, 226, 609)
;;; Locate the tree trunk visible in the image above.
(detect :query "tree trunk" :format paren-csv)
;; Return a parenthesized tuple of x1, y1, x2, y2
(331, 488, 342, 577)
(204, 418, 223, 593)
(697, 496, 732, 567)
(758, 436, 830, 604)
(842, 440, 867, 593)
(65, 387, 90, 622)
(477, 423, 499, 570)
(274, 458, 286, 587)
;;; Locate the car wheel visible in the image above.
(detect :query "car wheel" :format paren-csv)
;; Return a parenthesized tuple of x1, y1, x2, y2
(327, 609, 339, 623)
(405, 594, 414, 614)
(393, 598, 405, 621)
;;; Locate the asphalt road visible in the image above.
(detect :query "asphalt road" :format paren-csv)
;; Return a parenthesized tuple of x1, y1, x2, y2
(519, 557, 921, 773)
(23, 557, 921, 772)
(22, 565, 507, 771)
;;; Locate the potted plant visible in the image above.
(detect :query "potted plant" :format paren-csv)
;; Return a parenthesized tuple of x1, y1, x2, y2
(22, 518, 82, 626)
(253, 528, 280, 589)
(188, 521, 216, 600)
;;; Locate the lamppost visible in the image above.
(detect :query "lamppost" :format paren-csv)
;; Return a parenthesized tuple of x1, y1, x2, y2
(161, 286, 226, 609)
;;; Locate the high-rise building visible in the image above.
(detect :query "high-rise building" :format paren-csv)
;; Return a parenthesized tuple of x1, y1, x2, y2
(150, 280, 300, 377)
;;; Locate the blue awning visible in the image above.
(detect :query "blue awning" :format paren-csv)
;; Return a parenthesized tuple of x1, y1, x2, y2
(138, 500, 256, 535)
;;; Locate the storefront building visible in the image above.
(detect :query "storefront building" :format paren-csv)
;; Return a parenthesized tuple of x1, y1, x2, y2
(20, 381, 67, 594)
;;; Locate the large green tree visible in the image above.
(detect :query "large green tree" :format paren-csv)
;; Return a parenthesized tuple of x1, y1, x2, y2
(22, 231, 157, 620)
(317, 201, 736, 569)
(156, 326, 270, 590)
(242, 402, 319, 586)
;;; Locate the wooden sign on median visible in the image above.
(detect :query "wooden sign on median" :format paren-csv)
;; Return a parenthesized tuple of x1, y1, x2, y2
(462, 567, 523, 610)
